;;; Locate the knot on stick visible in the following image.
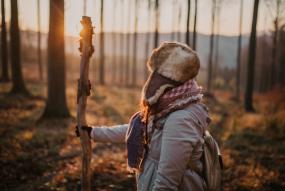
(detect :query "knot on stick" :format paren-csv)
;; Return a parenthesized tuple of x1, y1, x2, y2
(77, 79, 91, 103)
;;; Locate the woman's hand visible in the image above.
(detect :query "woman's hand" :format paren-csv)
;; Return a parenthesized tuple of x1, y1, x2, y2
(75, 125, 92, 138)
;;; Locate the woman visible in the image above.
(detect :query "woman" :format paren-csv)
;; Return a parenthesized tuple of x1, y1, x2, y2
(77, 42, 210, 191)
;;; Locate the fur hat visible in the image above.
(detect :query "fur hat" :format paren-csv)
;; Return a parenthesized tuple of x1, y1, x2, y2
(147, 42, 200, 82)
(142, 42, 200, 106)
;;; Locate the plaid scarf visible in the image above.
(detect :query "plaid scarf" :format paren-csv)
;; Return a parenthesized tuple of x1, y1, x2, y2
(153, 79, 203, 123)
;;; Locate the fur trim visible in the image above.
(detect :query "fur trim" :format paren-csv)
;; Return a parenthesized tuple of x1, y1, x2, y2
(147, 41, 200, 82)
(168, 94, 203, 108)
(142, 84, 174, 106)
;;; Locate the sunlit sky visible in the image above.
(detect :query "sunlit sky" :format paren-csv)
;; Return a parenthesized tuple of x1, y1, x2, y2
(1, 0, 277, 36)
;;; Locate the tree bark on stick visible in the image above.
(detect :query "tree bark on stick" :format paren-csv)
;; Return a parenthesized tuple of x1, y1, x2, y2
(245, 0, 260, 112)
(77, 16, 94, 191)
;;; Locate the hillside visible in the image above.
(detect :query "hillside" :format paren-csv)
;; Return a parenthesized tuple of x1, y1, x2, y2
(17, 30, 250, 70)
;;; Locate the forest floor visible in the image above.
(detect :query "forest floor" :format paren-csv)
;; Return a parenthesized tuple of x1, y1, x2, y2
(0, 79, 285, 191)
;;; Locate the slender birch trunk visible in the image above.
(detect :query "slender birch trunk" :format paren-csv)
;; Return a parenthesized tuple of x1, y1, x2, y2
(236, 0, 243, 100)
(207, 0, 216, 93)
(245, 0, 260, 111)
(144, 0, 151, 80)
(154, 0, 159, 48)
(1, 0, 9, 81)
(37, 0, 43, 80)
(125, 0, 131, 86)
(120, 0, 125, 85)
(132, 0, 138, 87)
(99, 0, 105, 85)
(186, 0, 191, 46)
(193, 0, 198, 50)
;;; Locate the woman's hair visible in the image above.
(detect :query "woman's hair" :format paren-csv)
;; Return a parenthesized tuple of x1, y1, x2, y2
(139, 99, 151, 123)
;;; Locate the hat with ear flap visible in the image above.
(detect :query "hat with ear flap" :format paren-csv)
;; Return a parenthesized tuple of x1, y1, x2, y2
(147, 42, 200, 82)
(142, 41, 200, 106)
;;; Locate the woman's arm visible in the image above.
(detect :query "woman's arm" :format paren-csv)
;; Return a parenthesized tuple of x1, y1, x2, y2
(152, 110, 200, 191)
(90, 124, 128, 143)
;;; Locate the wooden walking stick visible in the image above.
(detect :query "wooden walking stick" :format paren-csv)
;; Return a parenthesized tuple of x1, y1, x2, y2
(77, 16, 94, 191)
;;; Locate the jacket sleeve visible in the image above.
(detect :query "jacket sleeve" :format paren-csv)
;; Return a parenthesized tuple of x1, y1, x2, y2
(152, 110, 200, 191)
(90, 124, 128, 143)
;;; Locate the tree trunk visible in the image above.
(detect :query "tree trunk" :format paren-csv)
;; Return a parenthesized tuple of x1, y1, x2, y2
(119, 0, 125, 85)
(154, 0, 159, 48)
(236, 0, 243, 100)
(207, 0, 216, 93)
(10, 0, 29, 95)
(144, 0, 151, 80)
(244, 0, 259, 112)
(42, 0, 69, 118)
(37, 0, 43, 80)
(193, 0, 198, 50)
(132, 0, 138, 87)
(185, 0, 191, 46)
(99, 0, 105, 85)
(125, 0, 131, 86)
(112, 1, 117, 84)
(270, 0, 281, 88)
(260, 32, 266, 92)
(177, 4, 182, 42)
(261, 15, 270, 91)
(1, 0, 9, 81)
(279, 26, 285, 86)
(171, 0, 177, 41)
(270, 18, 278, 87)
(214, 4, 220, 81)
